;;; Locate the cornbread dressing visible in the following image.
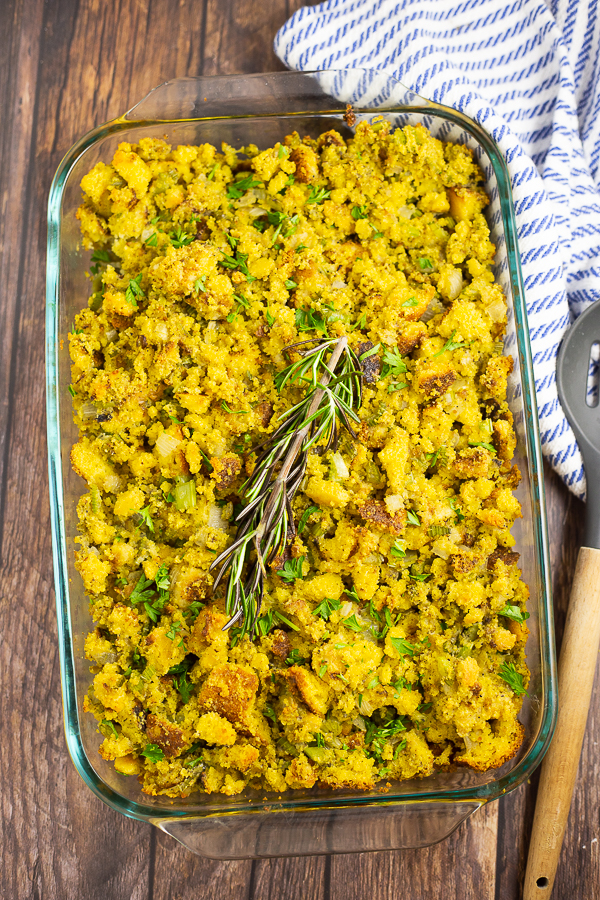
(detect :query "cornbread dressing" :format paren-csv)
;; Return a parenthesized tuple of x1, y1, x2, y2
(71, 120, 530, 798)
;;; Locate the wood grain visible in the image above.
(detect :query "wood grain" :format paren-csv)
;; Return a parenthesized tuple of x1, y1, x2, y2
(524, 546, 600, 898)
(1, 2, 599, 898)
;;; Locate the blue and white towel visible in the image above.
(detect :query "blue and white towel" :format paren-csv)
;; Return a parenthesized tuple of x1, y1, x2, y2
(275, 0, 600, 498)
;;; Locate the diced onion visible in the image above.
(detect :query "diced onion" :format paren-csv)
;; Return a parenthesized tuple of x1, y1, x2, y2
(385, 494, 404, 514)
(155, 431, 181, 458)
(248, 206, 268, 218)
(446, 268, 463, 301)
(331, 452, 349, 479)
(340, 601, 354, 617)
(208, 503, 228, 530)
(486, 298, 506, 323)
(331, 279, 347, 290)
(358, 696, 375, 716)
(397, 206, 413, 219)
(352, 716, 367, 731)
(421, 298, 445, 323)
(105, 329, 118, 343)
(154, 322, 169, 341)
(432, 540, 450, 559)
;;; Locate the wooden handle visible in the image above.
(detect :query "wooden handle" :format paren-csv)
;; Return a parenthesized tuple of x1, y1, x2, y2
(524, 546, 600, 899)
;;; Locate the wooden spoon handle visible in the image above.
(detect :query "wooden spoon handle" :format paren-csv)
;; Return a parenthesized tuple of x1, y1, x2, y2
(524, 546, 600, 899)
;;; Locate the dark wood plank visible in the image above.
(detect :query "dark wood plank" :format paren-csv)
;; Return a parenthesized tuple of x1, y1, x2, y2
(495, 463, 599, 900)
(0, 0, 156, 897)
(330, 802, 499, 900)
(152, 830, 253, 900)
(251, 855, 328, 900)
(1, 0, 594, 897)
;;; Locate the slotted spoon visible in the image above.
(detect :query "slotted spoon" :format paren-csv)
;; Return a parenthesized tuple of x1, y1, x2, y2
(524, 301, 600, 898)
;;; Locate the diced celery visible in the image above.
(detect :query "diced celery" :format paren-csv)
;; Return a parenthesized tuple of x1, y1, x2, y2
(174, 479, 196, 511)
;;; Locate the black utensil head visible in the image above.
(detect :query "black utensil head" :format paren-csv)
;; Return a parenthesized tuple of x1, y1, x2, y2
(556, 300, 600, 547)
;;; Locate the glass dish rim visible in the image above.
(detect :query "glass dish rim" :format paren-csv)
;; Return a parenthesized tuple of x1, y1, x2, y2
(45, 70, 556, 825)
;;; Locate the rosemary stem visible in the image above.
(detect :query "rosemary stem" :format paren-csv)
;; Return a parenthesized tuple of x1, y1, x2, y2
(258, 336, 348, 528)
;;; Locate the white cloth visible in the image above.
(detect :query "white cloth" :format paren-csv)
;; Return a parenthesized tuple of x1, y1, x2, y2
(275, 0, 600, 498)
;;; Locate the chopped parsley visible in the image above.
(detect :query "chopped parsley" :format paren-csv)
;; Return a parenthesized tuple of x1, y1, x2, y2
(499, 662, 528, 696)
(390, 540, 406, 559)
(295, 306, 328, 334)
(142, 743, 165, 763)
(278, 556, 305, 584)
(138, 506, 155, 533)
(469, 441, 497, 454)
(433, 329, 468, 357)
(380, 347, 408, 378)
(313, 597, 342, 620)
(226, 173, 263, 200)
(406, 509, 420, 526)
(169, 226, 195, 248)
(306, 185, 331, 204)
(390, 637, 415, 657)
(343, 614, 363, 633)
(125, 273, 144, 307)
(499, 605, 530, 624)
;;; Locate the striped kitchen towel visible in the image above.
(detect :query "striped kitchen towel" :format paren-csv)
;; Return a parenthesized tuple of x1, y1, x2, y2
(275, 0, 600, 499)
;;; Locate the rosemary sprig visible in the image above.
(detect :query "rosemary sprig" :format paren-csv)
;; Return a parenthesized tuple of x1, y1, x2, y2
(210, 337, 361, 640)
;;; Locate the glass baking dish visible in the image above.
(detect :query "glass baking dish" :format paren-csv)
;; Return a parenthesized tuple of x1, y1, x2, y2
(46, 69, 556, 859)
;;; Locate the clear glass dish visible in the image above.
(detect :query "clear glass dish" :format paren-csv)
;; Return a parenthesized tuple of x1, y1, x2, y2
(46, 70, 556, 859)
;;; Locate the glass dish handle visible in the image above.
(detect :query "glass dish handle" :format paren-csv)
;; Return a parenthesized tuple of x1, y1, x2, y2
(123, 71, 420, 123)
(156, 801, 483, 859)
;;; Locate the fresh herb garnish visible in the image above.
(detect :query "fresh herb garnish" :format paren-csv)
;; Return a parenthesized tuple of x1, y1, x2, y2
(351, 205, 368, 220)
(469, 441, 497, 454)
(343, 614, 363, 633)
(142, 743, 165, 762)
(313, 597, 342, 620)
(306, 185, 331, 205)
(390, 637, 415, 657)
(402, 296, 419, 308)
(209, 338, 362, 641)
(138, 506, 155, 533)
(351, 312, 367, 331)
(297, 505, 319, 535)
(285, 648, 311, 667)
(102, 718, 119, 738)
(390, 541, 406, 559)
(264, 704, 277, 724)
(266, 308, 275, 327)
(169, 226, 195, 248)
(359, 343, 381, 361)
(499, 605, 530, 624)
(194, 275, 207, 293)
(406, 509, 420, 526)
(365, 714, 408, 761)
(433, 330, 467, 357)
(226, 174, 263, 200)
(278, 556, 305, 584)
(418, 257, 434, 272)
(125, 273, 144, 307)
(449, 497, 465, 522)
(499, 662, 528, 696)
(221, 401, 248, 415)
(295, 306, 328, 335)
(380, 347, 408, 378)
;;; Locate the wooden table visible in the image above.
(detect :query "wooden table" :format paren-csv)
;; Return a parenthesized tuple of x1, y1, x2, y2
(1, 1, 598, 896)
